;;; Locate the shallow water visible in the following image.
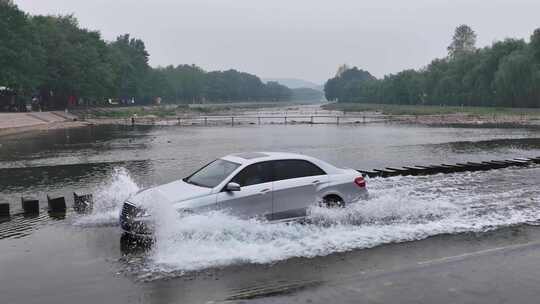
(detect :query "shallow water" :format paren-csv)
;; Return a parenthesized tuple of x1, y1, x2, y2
(1, 123, 540, 208)
(69, 166, 540, 279)
(1, 122, 540, 303)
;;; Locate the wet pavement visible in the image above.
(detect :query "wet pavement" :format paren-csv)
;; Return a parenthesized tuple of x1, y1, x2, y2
(1, 119, 540, 303)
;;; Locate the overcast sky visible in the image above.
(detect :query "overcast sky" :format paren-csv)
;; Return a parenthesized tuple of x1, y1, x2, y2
(15, 0, 540, 84)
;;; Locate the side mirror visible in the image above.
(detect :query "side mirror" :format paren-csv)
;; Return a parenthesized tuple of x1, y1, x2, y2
(225, 182, 241, 192)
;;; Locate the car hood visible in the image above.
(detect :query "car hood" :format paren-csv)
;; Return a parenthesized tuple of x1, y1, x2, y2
(129, 179, 213, 208)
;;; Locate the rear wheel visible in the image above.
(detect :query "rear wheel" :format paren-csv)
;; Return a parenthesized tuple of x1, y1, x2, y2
(322, 195, 345, 208)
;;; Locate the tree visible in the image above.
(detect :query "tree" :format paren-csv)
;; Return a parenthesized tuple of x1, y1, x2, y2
(324, 26, 540, 108)
(32, 15, 115, 107)
(531, 28, 540, 62)
(108, 34, 150, 102)
(335, 64, 350, 77)
(494, 49, 539, 107)
(448, 25, 477, 58)
(324, 67, 376, 102)
(0, 2, 44, 92)
(264, 81, 292, 101)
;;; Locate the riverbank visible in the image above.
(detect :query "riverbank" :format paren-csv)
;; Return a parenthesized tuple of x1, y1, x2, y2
(0, 103, 318, 136)
(3, 103, 539, 137)
(0, 112, 90, 137)
(72, 102, 317, 119)
(323, 103, 540, 127)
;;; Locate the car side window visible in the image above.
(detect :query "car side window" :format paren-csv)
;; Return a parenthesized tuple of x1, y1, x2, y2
(274, 160, 326, 181)
(231, 162, 273, 187)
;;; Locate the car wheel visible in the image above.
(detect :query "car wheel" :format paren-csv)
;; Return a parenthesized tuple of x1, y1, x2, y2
(323, 195, 345, 208)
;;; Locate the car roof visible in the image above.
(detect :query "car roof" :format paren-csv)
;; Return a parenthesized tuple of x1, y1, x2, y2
(223, 152, 307, 163)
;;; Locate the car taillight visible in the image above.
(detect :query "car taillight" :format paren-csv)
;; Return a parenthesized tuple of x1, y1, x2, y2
(354, 176, 366, 188)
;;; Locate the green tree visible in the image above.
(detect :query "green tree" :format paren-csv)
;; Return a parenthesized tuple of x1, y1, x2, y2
(0, 2, 44, 92)
(324, 67, 376, 102)
(32, 15, 115, 107)
(448, 24, 477, 59)
(494, 49, 539, 107)
(325, 26, 540, 108)
(531, 28, 540, 62)
(108, 34, 150, 102)
(264, 81, 292, 101)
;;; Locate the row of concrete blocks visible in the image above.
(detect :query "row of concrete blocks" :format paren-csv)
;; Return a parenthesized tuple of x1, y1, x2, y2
(358, 156, 540, 178)
(0, 193, 93, 217)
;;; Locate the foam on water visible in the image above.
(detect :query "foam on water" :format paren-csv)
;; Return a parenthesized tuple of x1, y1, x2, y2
(143, 167, 540, 275)
(74, 168, 140, 226)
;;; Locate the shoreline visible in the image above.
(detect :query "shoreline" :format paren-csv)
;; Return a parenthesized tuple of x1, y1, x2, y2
(2, 105, 539, 138)
(0, 120, 91, 138)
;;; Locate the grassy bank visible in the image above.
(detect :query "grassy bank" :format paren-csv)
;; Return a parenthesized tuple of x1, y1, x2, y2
(92, 106, 179, 118)
(85, 102, 308, 118)
(323, 103, 540, 116)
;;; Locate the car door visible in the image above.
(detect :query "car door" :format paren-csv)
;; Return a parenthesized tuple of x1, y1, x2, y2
(271, 159, 328, 220)
(216, 161, 274, 220)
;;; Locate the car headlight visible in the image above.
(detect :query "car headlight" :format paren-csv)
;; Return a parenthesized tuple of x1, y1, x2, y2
(177, 208, 193, 216)
(134, 209, 151, 219)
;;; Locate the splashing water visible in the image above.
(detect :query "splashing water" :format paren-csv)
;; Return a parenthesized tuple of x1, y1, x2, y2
(140, 166, 540, 276)
(74, 168, 140, 226)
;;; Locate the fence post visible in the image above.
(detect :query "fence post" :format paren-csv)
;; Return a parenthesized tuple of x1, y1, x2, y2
(336, 116, 340, 125)
(258, 117, 261, 125)
(204, 117, 208, 126)
(231, 117, 234, 126)
(310, 116, 314, 124)
(285, 116, 287, 125)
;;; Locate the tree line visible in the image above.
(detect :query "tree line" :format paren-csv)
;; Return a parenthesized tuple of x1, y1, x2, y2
(0, 2, 292, 109)
(325, 25, 540, 108)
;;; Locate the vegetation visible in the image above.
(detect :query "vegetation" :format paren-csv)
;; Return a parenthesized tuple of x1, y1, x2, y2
(0, 2, 292, 109)
(87, 102, 301, 118)
(323, 103, 540, 116)
(325, 25, 540, 108)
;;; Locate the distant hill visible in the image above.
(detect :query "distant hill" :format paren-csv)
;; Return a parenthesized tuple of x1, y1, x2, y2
(263, 78, 323, 91)
(290, 87, 325, 102)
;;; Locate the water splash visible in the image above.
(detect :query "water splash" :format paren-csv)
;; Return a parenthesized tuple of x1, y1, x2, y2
(74, 168, 140, 226)
(140, 167, 540, 276)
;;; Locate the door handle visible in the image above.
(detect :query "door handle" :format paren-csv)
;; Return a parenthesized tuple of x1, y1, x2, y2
(312, 180, 321, 184)
(259, 188, 270, 194)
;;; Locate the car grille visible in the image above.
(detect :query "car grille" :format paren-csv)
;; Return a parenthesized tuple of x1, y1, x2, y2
(121, 202, 139, 220)
(120, 202, 151, 235)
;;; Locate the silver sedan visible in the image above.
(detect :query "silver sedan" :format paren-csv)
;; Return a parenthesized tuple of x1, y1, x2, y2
(120, 152, 368, 235)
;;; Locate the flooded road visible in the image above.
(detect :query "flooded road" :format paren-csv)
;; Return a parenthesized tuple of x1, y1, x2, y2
(1, 122, 540, 303)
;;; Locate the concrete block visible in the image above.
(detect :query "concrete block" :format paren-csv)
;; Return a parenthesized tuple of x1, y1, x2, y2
(47, 195, 66, 213)
(21, 197, 39, 214)
(0, 203, 9, 217)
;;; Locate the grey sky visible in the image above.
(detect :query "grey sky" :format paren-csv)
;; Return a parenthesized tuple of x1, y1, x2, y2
(15, 0, 540, 84)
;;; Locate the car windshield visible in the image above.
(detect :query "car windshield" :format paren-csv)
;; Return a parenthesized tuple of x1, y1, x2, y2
(184, 159, 240, 188)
